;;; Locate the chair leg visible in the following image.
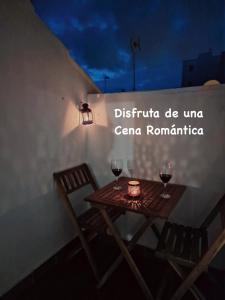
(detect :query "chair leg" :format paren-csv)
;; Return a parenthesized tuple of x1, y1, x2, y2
(78, 229, 100, 282)
(100, 207, 154, 300)
(169, 261, 205, 300)
(156, 271, 168, 300)
(170, 230, 225, 300)
(97, 216, 154, 289)
(58, 193, 100, 281)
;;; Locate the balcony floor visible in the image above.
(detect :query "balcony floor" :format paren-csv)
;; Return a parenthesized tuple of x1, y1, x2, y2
(3, 235, 225, 300)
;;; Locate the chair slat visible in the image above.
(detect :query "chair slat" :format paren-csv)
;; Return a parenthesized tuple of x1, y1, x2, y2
(174, 225, 185, 257)
(74, 170, 82, 186)
(71, 171, 79, 188)
(78, 168, 86, 185)
(182, 227, 192, 260)
(157, 222, 170, 251)
(61, 175, 70, 193)
(68, 173, 77, 189)
(166, 223, 177, 252)
(82, 167, 90, 182)
(67, 173, 76, 190)
(191, 229, 201, 262)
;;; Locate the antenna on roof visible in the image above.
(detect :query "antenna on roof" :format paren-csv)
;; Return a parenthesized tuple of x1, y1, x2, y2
(103, 75, 110, 92)
(130, 35, 141, 91)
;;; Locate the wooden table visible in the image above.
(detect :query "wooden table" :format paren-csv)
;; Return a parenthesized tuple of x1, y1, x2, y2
(85, 177, 185, 300)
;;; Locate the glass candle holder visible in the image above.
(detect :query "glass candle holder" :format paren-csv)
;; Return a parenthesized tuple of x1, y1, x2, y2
(128, 180, 141, 198)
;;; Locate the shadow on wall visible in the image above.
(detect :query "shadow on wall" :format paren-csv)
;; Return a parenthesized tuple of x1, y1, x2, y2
(87, 95, 138, 185)
(86, 123, 114, 186)
(86, 88, 225, 246)
(132, 93, 225, 226)
(0, 95, 86, 216)
(86, 94, 121, 185)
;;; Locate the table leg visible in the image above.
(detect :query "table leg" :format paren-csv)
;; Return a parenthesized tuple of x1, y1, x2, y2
(100, 208, 154, 300)
(98, 216, 154, 289)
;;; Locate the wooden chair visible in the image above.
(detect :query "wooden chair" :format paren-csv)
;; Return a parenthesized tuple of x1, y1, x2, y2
(53, 163, 123, 282)
(156, 193, 225, 300)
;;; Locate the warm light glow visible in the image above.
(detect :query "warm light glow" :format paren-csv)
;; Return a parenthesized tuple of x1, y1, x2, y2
(128, 180, 141, 197)
(92, 97, 108, 127)
(62, 100, 80, 136)
(203, 79, 220, 86)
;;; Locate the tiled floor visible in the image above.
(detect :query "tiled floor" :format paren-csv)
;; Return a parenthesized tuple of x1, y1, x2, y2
(3, 235, 225, 300)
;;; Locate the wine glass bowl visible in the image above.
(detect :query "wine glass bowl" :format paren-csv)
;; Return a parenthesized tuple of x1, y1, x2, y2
(127, 159, 134, 179)
(111, 159, 123, 190)
(159, 162, 173, 199)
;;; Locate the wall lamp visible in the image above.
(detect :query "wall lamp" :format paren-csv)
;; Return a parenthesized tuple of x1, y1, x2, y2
(80, 102, 93, 125)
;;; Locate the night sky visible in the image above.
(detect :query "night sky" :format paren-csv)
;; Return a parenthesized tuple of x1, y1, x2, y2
(32, 0, 225, 92)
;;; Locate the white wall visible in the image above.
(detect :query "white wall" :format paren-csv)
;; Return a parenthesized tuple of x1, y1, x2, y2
(87, 85, 225, 267)
(0, 0, 99, 295)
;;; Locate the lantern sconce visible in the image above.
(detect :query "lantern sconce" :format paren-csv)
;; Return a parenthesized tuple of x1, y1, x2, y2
(79, 102, 93, 125)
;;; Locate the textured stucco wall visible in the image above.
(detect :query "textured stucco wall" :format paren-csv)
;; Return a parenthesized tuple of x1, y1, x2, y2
(0, 0, 98, 295)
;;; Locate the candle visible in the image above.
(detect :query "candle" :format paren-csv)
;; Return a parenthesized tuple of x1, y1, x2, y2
(128, 180, 141, 197)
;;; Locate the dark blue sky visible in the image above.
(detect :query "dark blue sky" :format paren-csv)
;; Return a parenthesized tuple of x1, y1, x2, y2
(32, 0, 225, 92)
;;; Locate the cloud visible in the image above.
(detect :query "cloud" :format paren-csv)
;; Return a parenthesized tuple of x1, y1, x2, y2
(70, 18, 85, 32)
(84, 67, 125, 81)
(33, 0, 225, 91)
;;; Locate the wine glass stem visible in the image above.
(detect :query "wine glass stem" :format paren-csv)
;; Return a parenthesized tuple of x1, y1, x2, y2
(116, 176, 119, 187)
(164, 183, 167, 194)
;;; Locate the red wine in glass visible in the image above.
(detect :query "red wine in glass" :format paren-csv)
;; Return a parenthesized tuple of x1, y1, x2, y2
(112, 168, 122, 177)
(160, 173, 172, 184)
(111, 159, 123, 190)
(159, 163, 173, 199)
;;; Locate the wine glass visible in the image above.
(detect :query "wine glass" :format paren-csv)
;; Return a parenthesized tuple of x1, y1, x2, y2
(127, 159, 134, 179)
(159, 162, 173, 199)
(111, 159, 123, 190)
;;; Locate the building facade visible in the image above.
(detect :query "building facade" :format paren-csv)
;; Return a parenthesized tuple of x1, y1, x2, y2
(182, 50, 225, 87)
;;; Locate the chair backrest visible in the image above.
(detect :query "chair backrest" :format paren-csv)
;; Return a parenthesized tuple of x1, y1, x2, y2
(53, 163, 98, 196)
(200, 193, 225, 230)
